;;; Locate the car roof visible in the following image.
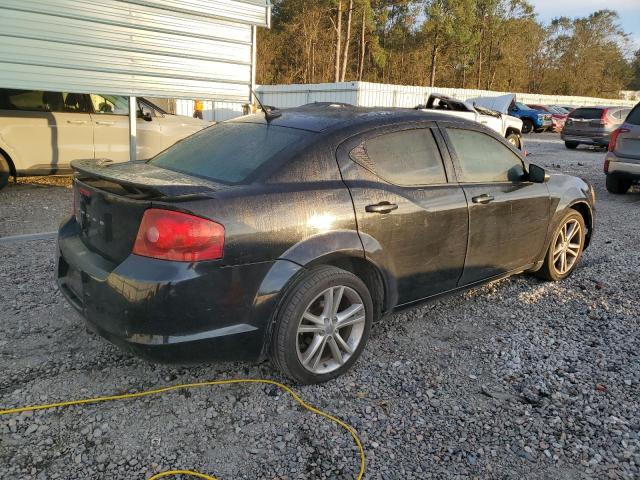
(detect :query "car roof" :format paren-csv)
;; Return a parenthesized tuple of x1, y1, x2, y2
(231, 102, 479, 134)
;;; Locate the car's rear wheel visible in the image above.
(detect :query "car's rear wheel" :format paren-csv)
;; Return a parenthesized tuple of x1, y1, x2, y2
(535, 211, 586, 281)
(271, 266, 373, 384)
(605, 175, 631, 194)
(564, 141, 579, 149)
(522, 119, 534, 134)
(0, 153, 10, 191)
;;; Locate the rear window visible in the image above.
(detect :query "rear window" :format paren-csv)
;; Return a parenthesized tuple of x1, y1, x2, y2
(627, 105, 640, 125)
(150, 123, 314, 184)
(569, 108, 603, 119)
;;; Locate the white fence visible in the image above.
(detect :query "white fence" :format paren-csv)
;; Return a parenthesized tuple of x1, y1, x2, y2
(257, 81, 638, 109)
(169, 82, 637, 122)
(174, 99, 245, 122)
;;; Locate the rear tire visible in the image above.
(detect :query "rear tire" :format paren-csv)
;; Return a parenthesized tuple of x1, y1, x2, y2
(606, 175, 631, 194)
(271, 266, 373, 384)
(564, 141, 579, 149)
(522, 119, 534, 134)
(0, 153, 10, 191)
(535, 211, 586, 282)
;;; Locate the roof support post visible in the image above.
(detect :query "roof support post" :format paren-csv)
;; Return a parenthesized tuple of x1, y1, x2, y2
(129, 96, 137, 162)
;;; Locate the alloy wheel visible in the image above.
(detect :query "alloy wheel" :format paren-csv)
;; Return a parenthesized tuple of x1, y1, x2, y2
(552, 218, 582, 275)
(296, 285, 366, 375)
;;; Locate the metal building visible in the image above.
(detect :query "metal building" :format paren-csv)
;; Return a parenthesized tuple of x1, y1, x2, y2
(0, 0, 271, 158)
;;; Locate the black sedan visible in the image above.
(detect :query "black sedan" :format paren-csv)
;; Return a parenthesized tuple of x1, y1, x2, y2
(57, 104, 595, 384)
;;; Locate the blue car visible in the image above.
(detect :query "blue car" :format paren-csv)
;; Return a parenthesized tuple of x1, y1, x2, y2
(508, 102, 553, 134)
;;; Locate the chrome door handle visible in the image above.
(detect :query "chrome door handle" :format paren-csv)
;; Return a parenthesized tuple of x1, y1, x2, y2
(472, 194, 495, 204)
(95, 121, 115, 126)
(67, 120, 87, 124)
(365, 202, 398, 214)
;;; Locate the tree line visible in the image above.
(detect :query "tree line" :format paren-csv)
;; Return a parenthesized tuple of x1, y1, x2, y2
(257, 1, 640, 99)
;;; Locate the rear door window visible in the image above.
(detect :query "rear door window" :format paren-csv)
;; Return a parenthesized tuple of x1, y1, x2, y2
(349, 128, 447, 186)
(626, 105, 640, 125)
(446, 128, 525, 183)
(0, 89, 90, 113)
(569, 108, 603, 119)
(150, 123, 314, 184)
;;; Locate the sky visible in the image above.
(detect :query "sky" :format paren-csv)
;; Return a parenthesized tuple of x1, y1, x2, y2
(532, 0, 640, 53)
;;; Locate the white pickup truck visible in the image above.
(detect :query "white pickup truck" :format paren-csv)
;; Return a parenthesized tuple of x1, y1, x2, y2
(416, 93, 524, 149)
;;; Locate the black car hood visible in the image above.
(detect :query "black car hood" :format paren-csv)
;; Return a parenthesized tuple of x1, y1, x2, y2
(71, 158, 229, 198)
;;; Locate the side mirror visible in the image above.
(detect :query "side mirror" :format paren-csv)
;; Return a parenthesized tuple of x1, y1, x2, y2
(528, 163, 549, 183)
(138, 111, 153, 122)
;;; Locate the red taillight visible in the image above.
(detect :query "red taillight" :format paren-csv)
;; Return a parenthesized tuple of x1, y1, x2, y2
(608, 127, 629, 152)
(133, 209, 225, 262)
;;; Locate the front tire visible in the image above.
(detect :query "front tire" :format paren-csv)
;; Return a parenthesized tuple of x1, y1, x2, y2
(606, 175, 631, 194)
(0, 153, 10, 191)
(535, 211, 586, 281)
(271, 266, 373, 384)
(564, 141, 579, 149)
(522, 119, 534, 134)
(506, 133, 521, 149)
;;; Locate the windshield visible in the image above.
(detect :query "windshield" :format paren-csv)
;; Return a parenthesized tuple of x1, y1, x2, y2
(150, 122, 314, 184)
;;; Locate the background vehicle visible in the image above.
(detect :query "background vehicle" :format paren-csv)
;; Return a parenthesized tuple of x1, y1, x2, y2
(604, 102, 640, 194)
(57, 104, 595, 384)
(0, 89, 211, 189)
(469, 94, 552, 134)
(416, 93, 523, 148)
(561, 106, 631, 150)
(527, 104, 568, 132)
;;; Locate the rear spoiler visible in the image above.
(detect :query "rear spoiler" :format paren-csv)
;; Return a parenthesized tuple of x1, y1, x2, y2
(71, 158, 222, 200)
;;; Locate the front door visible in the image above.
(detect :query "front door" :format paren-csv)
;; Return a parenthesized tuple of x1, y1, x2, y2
(89, 94, 162, 162)
(337, 123, 469, 305)
(441, 124, 551, 285)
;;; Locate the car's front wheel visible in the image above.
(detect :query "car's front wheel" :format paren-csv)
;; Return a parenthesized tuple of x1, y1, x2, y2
(506, 133, 521, 149)
(606, 175, 631, 194)
(535, 211, 586, 281)
(0, 153, 10, 191)
(564, 141, 579, 149)
(522, 119, 534, 134)
(271, 266, 373, 384)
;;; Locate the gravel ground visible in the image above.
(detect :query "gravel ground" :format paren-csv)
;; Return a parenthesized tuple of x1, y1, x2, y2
(0, 134, 638, 479)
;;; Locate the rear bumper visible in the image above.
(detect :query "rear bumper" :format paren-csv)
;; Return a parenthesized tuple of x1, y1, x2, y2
(56, 218, 300, 363)
(561, 133, 611, 146)
(605, 152, 640, 181)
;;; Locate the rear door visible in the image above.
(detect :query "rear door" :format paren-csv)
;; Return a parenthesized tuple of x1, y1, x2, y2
(615, 105, 640, 160)
(0, 90, 93, 172)
(337, 123, 469, 305)
(440, 122, 551, 285)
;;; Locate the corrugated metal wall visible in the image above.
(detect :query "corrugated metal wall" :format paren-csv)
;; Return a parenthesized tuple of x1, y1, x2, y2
(175, 99, 245, 122)
(0, 0, 269, 101)
(258, 82, 638, 109)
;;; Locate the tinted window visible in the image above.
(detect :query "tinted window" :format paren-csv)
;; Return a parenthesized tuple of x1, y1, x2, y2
(627, 104, 640, 125)
(151, 123, 313, 184)
(447, 128, 524, 183)
(350, 129, 446, 186)
(0, 89, 89, 113)
(90, 94, 129, 114)
(569, 108, 603, 119)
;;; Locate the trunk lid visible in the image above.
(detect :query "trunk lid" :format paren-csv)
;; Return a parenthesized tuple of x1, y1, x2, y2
(615, 124, 640, 160)
(72, 159, 227, 264)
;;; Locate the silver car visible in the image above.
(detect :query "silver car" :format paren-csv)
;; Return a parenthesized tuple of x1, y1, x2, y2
(604, 103, 640, 194)
(561, 106, 631, 149)
(0, 90, 211, 190)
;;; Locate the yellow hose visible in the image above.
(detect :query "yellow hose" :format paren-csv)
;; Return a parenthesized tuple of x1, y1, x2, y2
(0, 378, 365, 480)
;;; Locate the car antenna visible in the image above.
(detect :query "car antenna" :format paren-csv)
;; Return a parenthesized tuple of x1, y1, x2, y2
(250, 87, 281, 122)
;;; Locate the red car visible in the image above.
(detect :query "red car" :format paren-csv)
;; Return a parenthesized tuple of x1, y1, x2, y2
(527, 104, 568, 132)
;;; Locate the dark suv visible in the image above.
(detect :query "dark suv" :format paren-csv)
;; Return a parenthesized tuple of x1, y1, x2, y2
(561, 106, 631, 149)
(604, 102, 640, 194)
(57, 104, 595, 384)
